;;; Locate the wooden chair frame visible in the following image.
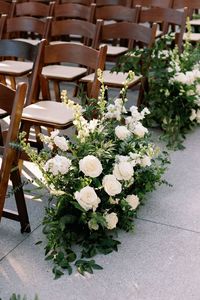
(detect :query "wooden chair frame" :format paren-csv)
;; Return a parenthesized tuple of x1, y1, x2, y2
(0, 82, 30, 233)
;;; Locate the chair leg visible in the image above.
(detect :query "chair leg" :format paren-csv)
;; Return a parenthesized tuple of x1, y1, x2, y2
(53, 80, 61, 101)
(137, 77, 148, 108)
(10, 166, 31, 233)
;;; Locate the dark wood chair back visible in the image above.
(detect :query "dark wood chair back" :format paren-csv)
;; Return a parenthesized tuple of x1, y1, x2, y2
(57, 0, 94, 5)
(95, 4, 140, 22)
(139, 6, 188, 51)
(0, 0, 15, 17)
(49, 18, 103, 48)
(53, 2, 96, 22)
(6, 15, 51, 40)
(100, 20, 157, 52)
(15, 1, 55, 18)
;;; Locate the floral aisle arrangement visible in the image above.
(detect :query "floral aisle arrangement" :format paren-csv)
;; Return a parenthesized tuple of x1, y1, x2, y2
(114, 33, 200, 149)
(20, 72, 169, 278)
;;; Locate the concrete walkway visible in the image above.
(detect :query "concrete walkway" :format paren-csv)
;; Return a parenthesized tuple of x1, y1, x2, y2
(1, 114, 200, 300)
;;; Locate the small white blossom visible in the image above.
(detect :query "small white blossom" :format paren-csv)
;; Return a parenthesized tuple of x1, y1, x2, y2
(115, 125, 131, 140)
(104, 212, 118, 230)
(54, 136, 69, 151)
(44, 155, 71, 176)
(126, 194, 140, 210)
(140, 155, 151, 167)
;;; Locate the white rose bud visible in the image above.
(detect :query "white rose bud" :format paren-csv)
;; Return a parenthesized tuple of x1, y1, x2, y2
(113, 162, 134, 181)
(74, 186, 100, 211)
(126, 194, 140, 210)
(115, 125, 131, 140)
(104, 212, 118, 230)
(102, 174, 122, 196)
(79, 155, 103, 178)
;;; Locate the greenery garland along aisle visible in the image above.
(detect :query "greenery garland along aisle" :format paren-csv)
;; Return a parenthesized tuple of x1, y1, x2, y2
(114, 24, 200, 150)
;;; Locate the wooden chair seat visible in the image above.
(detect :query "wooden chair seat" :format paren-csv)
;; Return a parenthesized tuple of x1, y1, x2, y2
(0, 39, 46, 90)
(0, 60, 33, 76)
(100, 44, 128, 56)
(189, 19, 200, 26)
(80, 70, 142, 87)
(22, 101, 74, 128)
(183, 32, 200, 42)
(42, 65, 87, 81)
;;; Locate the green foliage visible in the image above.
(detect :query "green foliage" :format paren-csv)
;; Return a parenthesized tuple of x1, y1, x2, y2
(113, 34, 200, 150)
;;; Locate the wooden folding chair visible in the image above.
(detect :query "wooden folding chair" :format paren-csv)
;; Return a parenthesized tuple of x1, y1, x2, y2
(96, 6, 140, 62)
(0, 39, 47, 89)
(0, 82, 30, 233)
(38, 42, 107, 101)
(21, 44, 107, 138)
(80, 22, 157, 106)
(138, 6, 188, 51)
(48, 18, 103, 48)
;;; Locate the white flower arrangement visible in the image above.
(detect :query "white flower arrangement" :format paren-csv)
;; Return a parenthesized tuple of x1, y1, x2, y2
(20, 71, 168, 278)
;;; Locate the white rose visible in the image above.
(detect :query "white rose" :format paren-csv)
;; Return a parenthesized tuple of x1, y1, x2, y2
(115, 125, 131, 140)
(140, 155, 151, 167)
(44, 155, 71, 175)
(113, 162, 134, 181)
(74, 186, 100, 211)
(79, 155, 103, 178)
(126, 194, 140, 210)
(102, 175, 122, 196)
(54, 136, 69, 151)
(133, 122, 148, 138)
(104, 212, 118, 230)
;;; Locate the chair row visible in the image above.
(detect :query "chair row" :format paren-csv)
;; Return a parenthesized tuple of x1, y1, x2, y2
(0, 15, 161, 230)
(0, 4, 189, 48)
